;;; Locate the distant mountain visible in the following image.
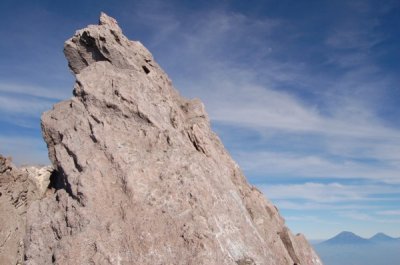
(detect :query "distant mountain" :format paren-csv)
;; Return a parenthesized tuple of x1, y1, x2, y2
(315, 232, 400, 265)
(320, 231, 370, 245)
(369, 233, 398, 243)
(319, 231, 400, 246)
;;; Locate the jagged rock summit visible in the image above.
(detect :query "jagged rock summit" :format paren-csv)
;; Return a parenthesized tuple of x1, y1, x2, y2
(21, 13, 323, 264)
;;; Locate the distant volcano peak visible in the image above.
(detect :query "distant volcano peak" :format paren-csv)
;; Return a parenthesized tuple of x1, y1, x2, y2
(321, 231, 369, 245)
(320, 231, 400, 245)
(370, 232, 397, 242)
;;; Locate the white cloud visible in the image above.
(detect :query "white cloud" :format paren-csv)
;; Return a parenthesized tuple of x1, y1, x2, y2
(284, 215, 340, 225)
(376, 210, 400, 216)
(0, 82, 71, 100)
(325, 28, 379, 51)
(259, 182, 400, 203)
(236, 151, 400, 183)
(211, 85, 399, 140)
(0, 94, 53, 117)
(337, 211, 373, 221)
(124, 7, 400, 141)
(271, 200, 381, 211)
(338, 211, 400, 224)
(155, 11, 400, 142)
(124, 8, 400, 188)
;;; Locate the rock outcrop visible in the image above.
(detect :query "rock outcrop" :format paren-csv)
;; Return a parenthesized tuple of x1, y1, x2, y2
(0, 156, 52, 265)
(4, 13, 322, 265)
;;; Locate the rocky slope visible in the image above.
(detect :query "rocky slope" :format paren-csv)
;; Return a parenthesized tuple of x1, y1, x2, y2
(0, 156, 52, 265)
(2, 13, 322, 265)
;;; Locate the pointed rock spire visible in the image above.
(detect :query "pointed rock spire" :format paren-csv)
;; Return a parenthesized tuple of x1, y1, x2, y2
(21, 13, 324, 265)
(99, 12, 120, 29)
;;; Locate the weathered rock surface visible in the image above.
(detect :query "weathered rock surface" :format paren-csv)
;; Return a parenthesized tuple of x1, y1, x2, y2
(0, 156, 52, 265)
(21, 13, 322, 265)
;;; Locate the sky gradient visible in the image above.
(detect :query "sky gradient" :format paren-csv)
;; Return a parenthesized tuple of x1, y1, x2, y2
(0, 0, 399, 239)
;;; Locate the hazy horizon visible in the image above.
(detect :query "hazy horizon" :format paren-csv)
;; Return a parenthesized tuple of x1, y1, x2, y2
(315, 241, 400, 265)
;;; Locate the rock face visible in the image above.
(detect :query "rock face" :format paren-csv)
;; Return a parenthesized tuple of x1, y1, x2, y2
(0, 156, 52, 265)
(22, 13, 323, 265)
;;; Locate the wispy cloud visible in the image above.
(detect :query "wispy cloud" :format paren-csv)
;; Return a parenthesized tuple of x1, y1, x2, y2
(285, 215, 340, 225)
(0, 83, 65, 128)
(236, 151, 400, 183)
(337, 211, 374, 221)
(0, 95, 53, 117)
(272, 200, 382, 211)
(0, 82, 71, 100)
(208, 83, 399, 140)
(377, 210, 400, 216)
(259, 182, 400, 203)
(338, 211, 400, 224)
(148, 9, 400, 186)
(141, 9, 400, 139)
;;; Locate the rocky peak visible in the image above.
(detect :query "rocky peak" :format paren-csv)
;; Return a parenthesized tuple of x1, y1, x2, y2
(8, 13, 323, 265)
(64, 12, 154, 76)
(99, 12, 121, 29)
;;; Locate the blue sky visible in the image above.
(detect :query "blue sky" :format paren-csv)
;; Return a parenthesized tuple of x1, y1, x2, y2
(0, 0, 399, 240)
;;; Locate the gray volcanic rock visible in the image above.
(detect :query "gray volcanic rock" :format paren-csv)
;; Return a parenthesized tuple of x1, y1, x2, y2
(0, 156, 52, 265)
(24, 13, 323, 265)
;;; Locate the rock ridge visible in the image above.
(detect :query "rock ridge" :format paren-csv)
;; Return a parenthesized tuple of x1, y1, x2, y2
(3, 13, 322, 265)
